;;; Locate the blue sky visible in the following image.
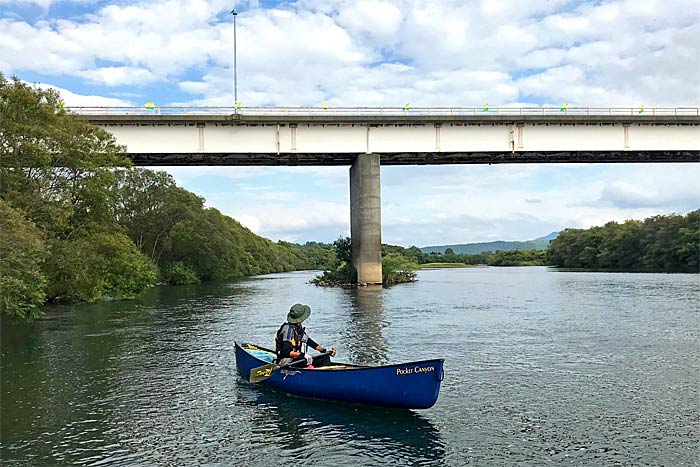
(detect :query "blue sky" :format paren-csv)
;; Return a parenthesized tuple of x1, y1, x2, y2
(1, 0, 698, 246)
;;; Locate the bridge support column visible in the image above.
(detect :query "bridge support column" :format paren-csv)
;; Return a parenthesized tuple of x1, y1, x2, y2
(350, 153, 382, 285)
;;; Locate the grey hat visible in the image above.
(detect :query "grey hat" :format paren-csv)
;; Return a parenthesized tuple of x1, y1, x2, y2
(287, 303, 311, 323)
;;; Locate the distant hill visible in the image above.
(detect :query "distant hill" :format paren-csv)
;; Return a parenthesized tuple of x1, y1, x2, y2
(421, 232, 559, 254)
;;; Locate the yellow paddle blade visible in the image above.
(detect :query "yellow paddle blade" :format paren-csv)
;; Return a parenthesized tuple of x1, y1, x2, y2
(249, 362, 280, 383)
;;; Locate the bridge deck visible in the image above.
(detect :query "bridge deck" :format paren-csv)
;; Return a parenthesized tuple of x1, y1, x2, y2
(126, 151, 698, 166)
(73, 107, 700, 166)
(80, 112, 700, 125)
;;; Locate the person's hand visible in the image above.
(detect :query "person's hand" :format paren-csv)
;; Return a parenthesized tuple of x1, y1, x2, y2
(304, 354, 313, 366)
(329, 348, 337, 357)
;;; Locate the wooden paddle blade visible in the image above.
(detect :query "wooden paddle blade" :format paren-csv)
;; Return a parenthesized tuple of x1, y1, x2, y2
(249, 362, 280, 383)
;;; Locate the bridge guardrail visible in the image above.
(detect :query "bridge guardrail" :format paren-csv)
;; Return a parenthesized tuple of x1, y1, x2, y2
(65, 106, 700, 117)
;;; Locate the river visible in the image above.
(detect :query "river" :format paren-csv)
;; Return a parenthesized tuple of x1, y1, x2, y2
(1, 267, 698, 466)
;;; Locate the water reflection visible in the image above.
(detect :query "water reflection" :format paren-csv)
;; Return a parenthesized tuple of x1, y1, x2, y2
(236, 384, 445, 466)
(341, 286, 389, 364)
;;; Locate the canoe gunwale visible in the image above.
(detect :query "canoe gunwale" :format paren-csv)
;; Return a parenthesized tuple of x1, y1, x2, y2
(236, 341, 445, 372)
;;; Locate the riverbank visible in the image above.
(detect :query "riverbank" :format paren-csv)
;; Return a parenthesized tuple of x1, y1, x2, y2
(419, 263, 481, 269)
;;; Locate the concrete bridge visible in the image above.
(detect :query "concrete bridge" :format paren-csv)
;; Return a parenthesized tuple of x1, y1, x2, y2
(74, 106, 700, 284)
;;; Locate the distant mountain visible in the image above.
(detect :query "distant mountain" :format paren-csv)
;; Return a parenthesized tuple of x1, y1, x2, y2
(420, 232, 560, 255)
(534, 231, 559, 241)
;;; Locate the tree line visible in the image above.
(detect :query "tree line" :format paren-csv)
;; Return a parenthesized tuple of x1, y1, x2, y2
(0, 75, 334, 321)
(546, 211, 699, 272)
(382, 244, 548, 266)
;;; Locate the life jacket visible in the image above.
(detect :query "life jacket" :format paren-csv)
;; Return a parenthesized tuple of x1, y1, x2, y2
(275, 322, 307, 362)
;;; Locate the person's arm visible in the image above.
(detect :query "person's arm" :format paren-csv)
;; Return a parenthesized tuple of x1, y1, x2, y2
(307, 337, 336, 356)
(307, 337, 321, 351)
(278, 341, 294, 359)
(280, 342, 311, 361)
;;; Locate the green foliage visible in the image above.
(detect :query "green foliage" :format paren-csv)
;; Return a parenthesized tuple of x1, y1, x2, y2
(44, 231, 158, 302)
(0, 200, 47, 320)
(547, 211, 699, 272)
(163, 262, 200, 285)
(333, 237, 352, 265)
(486, 249, 547, 266)
(164, 208, 251, 280)
(382, 253, 418, 284)
(0, 74, 130, 235)
(407, 246, 545, 267)
(113, 170, 204, 264)
(313, 239, 418, 286)
(311, 237, 357, 285)
(311, 262, 357, 286)
(286, 241, 336, 270)
(419, 263, 474, 268)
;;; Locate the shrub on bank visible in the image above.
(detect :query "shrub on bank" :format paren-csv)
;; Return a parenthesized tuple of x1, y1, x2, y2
(163, 262, 201, 285)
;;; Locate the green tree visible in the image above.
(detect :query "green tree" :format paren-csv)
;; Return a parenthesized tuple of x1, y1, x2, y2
(382, 253, 418, 284)
(0, 200, 47, 320)
(44, 231, 157, 302)
(0, 74, 130, 235)
(333, 237, 352, 265)
(547, 211, 699, 272)
(113, 169, 204, 264)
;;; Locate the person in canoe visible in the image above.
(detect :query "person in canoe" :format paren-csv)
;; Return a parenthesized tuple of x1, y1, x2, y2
(275, 303, 336, 368)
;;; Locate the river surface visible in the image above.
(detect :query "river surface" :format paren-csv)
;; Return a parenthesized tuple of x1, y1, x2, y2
(1, 267, 698, 466)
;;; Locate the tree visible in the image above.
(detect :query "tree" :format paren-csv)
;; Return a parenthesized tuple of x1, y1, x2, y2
(113, 169, 204, 264)
(44, 231, 158, 302)
(0, 200, 47, 320)
(333, 237, 352, 265)
(382, 253, 418, 284)
(547, 211, 699, 272)
(0, 75, 158, 316)
(0, 74, 130, 235)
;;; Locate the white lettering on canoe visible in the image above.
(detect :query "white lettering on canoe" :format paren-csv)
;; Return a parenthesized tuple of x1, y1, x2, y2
(396, 366, 435, 375)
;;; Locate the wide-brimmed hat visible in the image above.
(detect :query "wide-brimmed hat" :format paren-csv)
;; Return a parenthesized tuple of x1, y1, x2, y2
(287, 303, 311, 323)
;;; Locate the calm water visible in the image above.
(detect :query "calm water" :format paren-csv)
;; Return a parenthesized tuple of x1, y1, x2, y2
(1, 267, 698, 466)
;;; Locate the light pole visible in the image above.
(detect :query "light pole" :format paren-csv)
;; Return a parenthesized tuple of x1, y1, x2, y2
(231, 8, 238, 112)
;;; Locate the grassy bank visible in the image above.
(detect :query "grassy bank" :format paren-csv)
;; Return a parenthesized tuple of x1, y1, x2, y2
(419, 263, 479, 268)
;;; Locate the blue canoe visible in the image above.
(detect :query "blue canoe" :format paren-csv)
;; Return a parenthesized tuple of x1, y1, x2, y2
(235, 342, 445, 409)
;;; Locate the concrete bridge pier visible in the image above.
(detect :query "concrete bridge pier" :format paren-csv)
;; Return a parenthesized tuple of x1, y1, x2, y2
(350, 153, 383, 285)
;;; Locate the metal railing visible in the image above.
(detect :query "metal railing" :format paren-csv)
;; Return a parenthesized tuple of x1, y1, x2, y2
(66, 106, 700, 117)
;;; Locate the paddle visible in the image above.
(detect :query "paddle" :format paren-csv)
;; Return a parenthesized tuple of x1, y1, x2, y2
(249, 350, 333, 383)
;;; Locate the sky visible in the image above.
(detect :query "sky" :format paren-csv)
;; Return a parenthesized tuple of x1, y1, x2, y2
(1, 0, 699, 246)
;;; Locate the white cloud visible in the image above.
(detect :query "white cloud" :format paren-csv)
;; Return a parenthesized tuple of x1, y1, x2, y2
(32, 82, 131, 106)
(336, 1, 403, 40)
(2, 0, 697, 106)
(219, 200, 349, 241)
(77, 67, 159, 86)
(0, 0, 91, 8)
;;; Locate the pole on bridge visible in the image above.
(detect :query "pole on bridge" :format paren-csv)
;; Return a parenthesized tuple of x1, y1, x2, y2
(231, 9, 238, 111)
(350, 153, 383, 285)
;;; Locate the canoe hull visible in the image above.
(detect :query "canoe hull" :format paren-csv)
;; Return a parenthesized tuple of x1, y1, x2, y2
(235, 342, 444, 409)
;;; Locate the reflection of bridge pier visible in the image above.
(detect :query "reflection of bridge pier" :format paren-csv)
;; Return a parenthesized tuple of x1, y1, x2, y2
(342, 286, 388, 365)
